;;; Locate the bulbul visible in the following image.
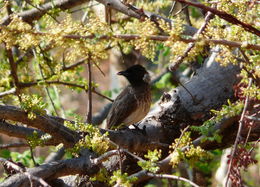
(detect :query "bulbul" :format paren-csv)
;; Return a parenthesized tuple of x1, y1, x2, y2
(106, 65, 151, 129)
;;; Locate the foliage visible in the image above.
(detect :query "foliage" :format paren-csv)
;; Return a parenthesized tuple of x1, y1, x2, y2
(0, 149, 44, 168)
(27, 131, 48, 148)
(110, 170, 137, 187)
(191, 100, 244, 143)
(66, 121, 109, 155)
(20, 94, 47, 119)
(0, 0, 259, 186)
(169, 132, 210, 168)
(138, 149, 162, 173)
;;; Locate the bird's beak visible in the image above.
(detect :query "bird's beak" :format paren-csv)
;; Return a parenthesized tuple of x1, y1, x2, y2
(117, 71, 128, 76)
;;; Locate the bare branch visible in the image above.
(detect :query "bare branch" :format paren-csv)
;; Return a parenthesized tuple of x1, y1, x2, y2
(0, 158, 51, 187)
(146, 172, 199, 187)
(6, 48, 20, 95)
(175, 0, 260, 37)
(225, 78, 253, 187)
(1, 25, 259, 51)
(1, 0, 91, 25)
(169, 11, 214, 71)
(0, 143, 28, 149)
(91, 150, 118, 165)
(0, 88, 16, 97)
(0, 120, 60, 146)
(245, 115, 260, 121)
(0, 105, 80, 147)
(86, 57, 93, 124)
(19, 80, 113, 103)
(0, 153, 98, 187)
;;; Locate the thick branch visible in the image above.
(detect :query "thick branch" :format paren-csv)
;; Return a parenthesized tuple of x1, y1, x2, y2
(0, 121, 60, 146)
(0, 153, 99, 187)
(130, 115, 259, 184)
(0, 105, 79, 147)
(95, 0, 197, 36)
(1, 0, 91, 25)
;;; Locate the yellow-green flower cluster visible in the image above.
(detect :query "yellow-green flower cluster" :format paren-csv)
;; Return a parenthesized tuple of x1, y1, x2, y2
(125, 19, 159, 59)
(27, 130, 45, 148)
(215, 0, 259, 24)
(66, 122, 109, 155)
(211, 100, 244, 122)
(0, 14, 110, 64)
(169, 131, 209, 168)
(138, 149, 162, 172)
(110, 170, 137, 187)
(20, 94, 47, 119)
(45, 15, 110, 63)
(0, 16, 41, 50)
(184, 145, 209, 166)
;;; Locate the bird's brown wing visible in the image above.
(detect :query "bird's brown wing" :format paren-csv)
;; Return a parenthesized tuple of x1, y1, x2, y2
(106, 86, 138, 129)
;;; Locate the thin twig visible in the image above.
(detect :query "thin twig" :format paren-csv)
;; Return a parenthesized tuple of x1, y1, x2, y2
(183, 4, 192, 26)
(0, 158, 51, 187)
(93, 61, 106, 77)
(172, 5, 189, 17)
(225, 78, 253, 187)
(29, 146, 37, 167)
(0, 142, 29, 149)
(92, 146, 145, 166)
(62, 57, 88, 71)
(175, 0, 260, 37)
(6, 49, 19, 89)
(245, 115, 260, 121)
(239, 48, 260, 85)
(0, 88, 16, 97)
(37, 59, 59, 116)
(5, 46, 23, 103)
(169, 11, 214, 71)
(92, 89, 114, 102)
(19, 81, 113, 102)
(24, 0, 60, 23)
(169, 1, 177, 15)
(244, 124, 253, 145)
(146, 172, 199, 187)
(86, 56, 92, 124)
(109, 140, 146, 162)
(249, 138, 260, 154)
(91, 150, 118, 165)
(1, 26, 260, 50)
(171, 125, 190, 152)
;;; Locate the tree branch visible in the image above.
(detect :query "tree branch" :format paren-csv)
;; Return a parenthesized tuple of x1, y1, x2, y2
(0, 158, 51, 187)
(1, 0, 91, 25)
(0, 143, 28, 149)
(146, 172, 199, 187)
(0, 105, 79, 147)
(175, 0, 260, 37)
(0, 120, 61, 146)
(169, 11, 214, 71)
(0, 153, 99, 187)
(225, 78, 253, 186)
(86, 57, 93, 124)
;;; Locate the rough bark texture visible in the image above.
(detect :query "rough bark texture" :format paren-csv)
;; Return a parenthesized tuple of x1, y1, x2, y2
(106, 49, 241, 152)
(1, 49, 259, 186)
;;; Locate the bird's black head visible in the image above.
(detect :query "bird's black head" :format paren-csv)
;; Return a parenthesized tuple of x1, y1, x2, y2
(117, 65, 150, 87)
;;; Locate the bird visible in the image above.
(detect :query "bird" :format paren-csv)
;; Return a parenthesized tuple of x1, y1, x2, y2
(106, 64, 151, 130)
